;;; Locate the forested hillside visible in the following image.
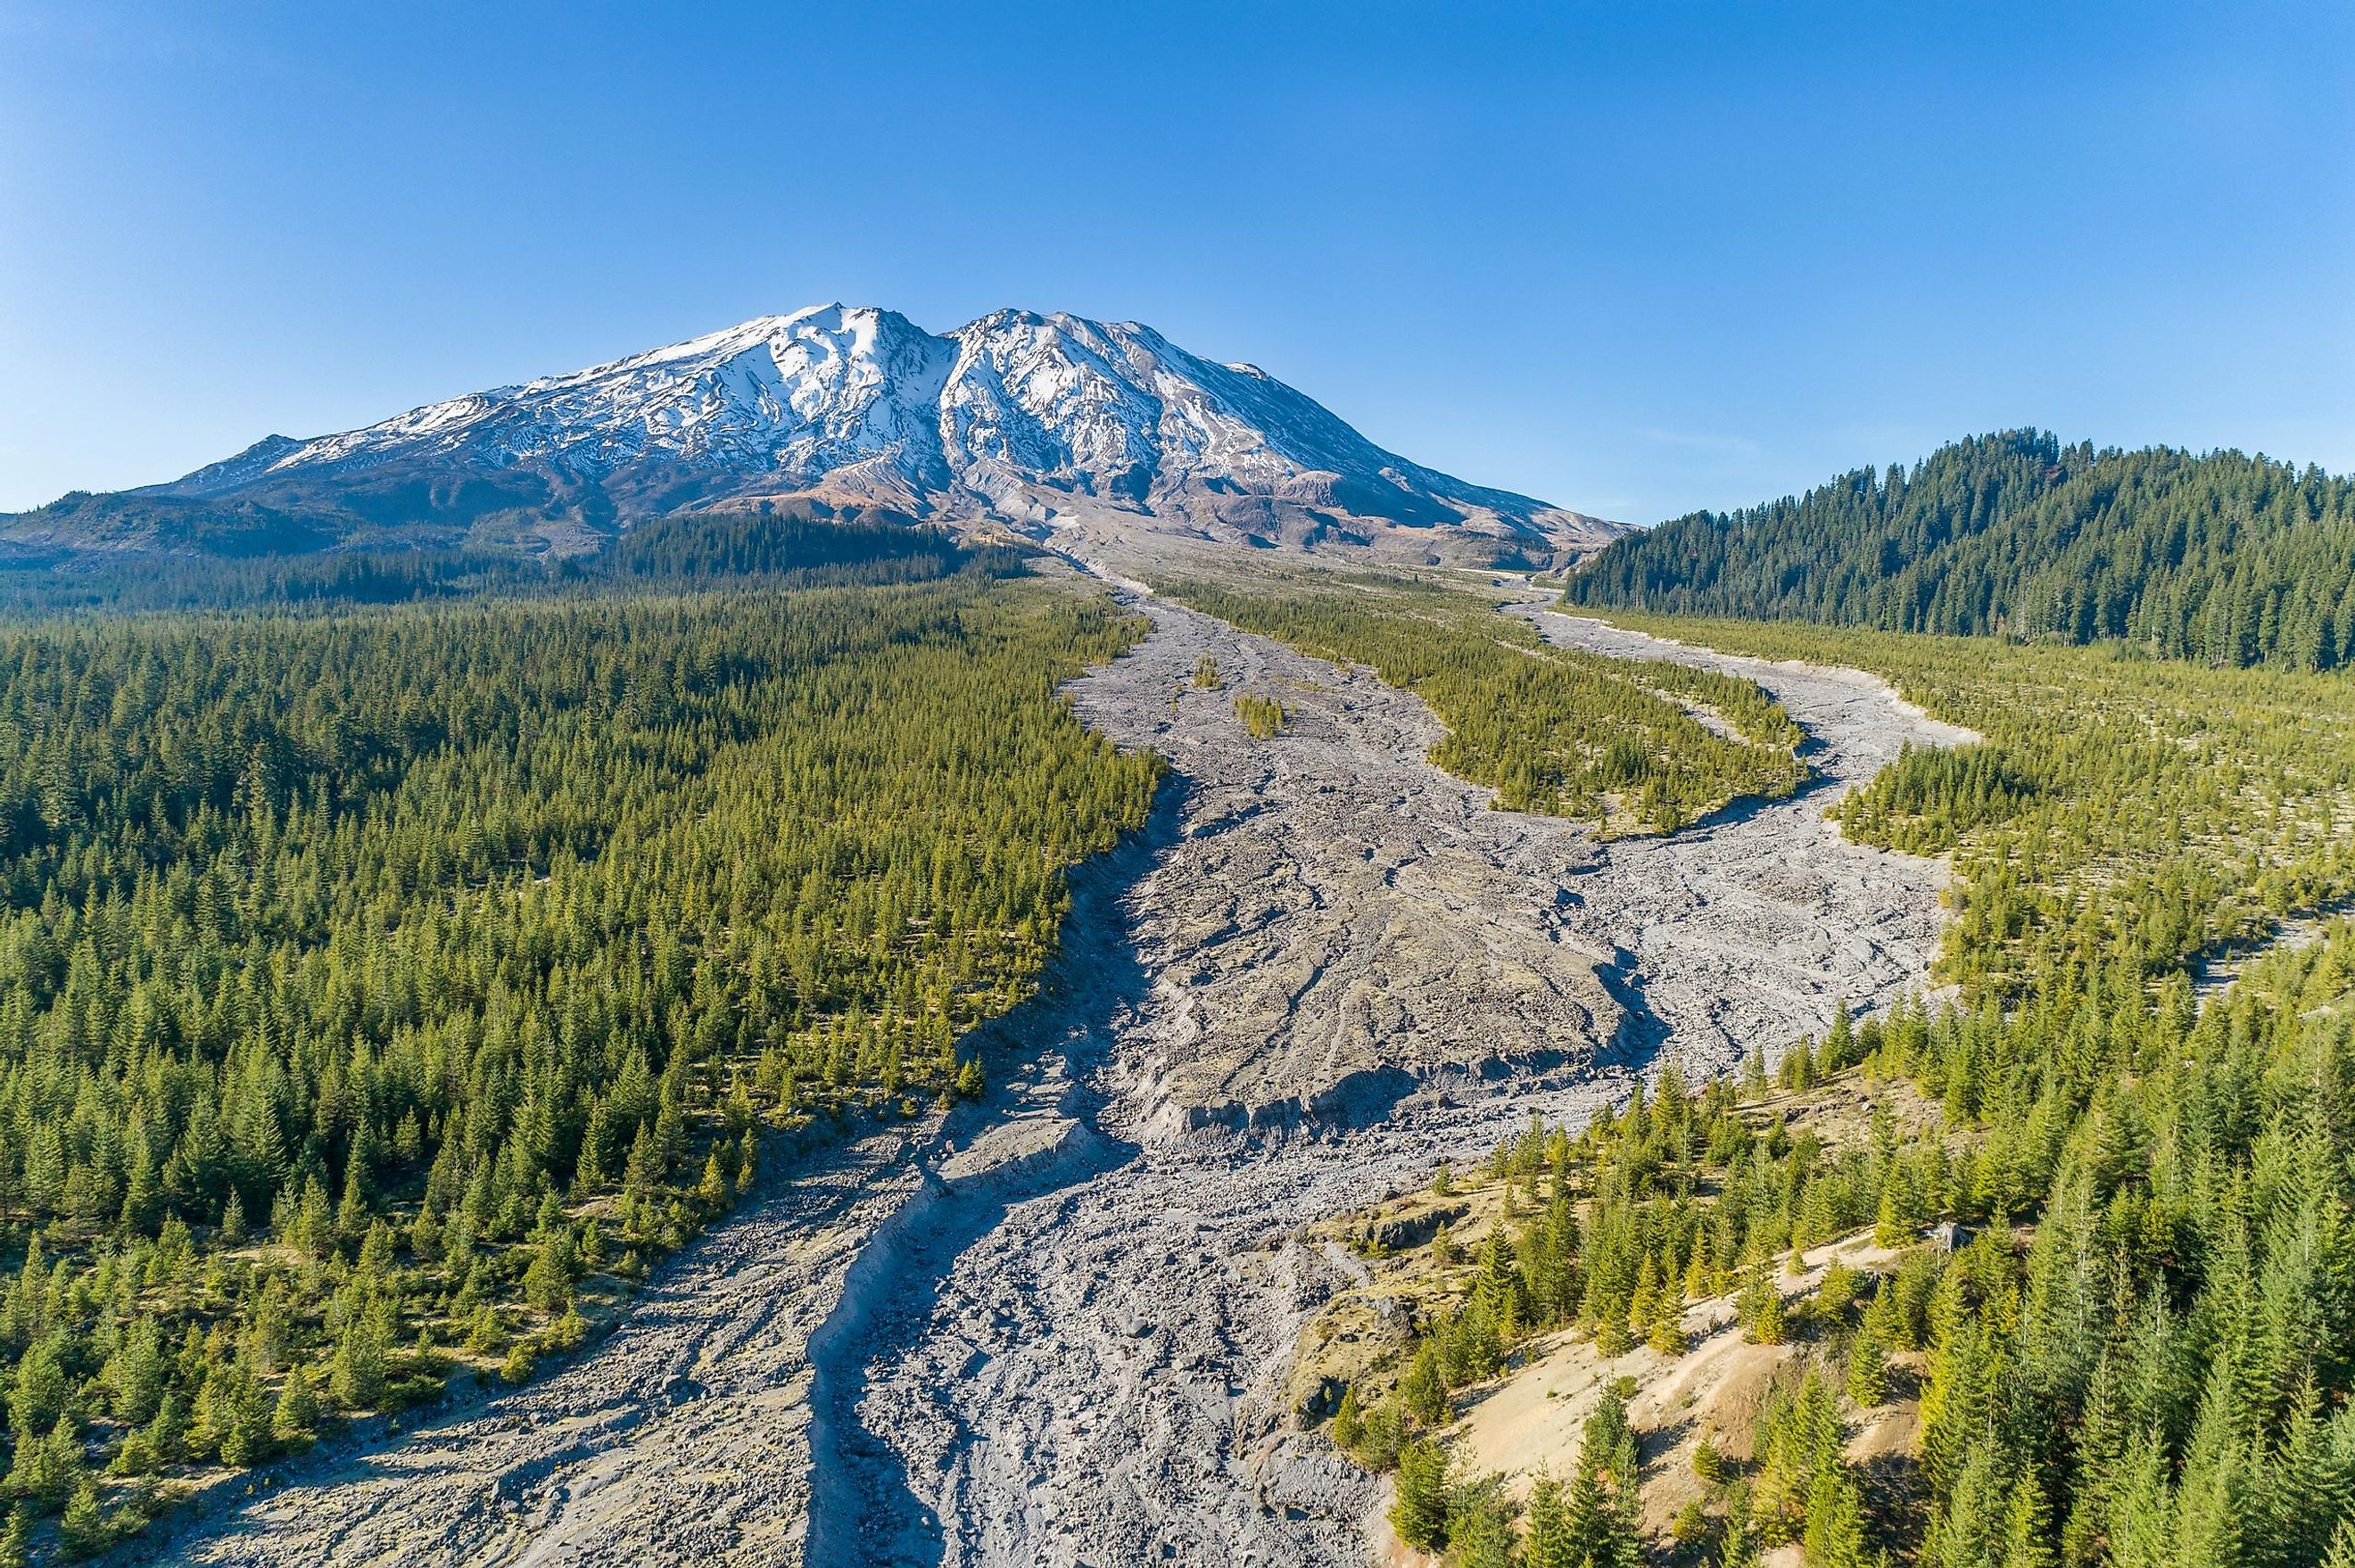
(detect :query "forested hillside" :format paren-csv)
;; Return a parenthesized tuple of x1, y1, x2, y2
(0, 571, 1158, 1553)
(1340, 611, 2355, 1566)
(0, 516, 1006, 616)
(1566, 433, 2355, 671)
(1161, 574, 1806, 835)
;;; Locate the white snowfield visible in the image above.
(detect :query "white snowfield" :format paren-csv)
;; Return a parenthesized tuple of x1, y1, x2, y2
(167, 305, 1617, 559)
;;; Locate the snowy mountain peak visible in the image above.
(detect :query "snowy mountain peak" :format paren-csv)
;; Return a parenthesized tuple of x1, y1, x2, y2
(37, 307, 1622, 565)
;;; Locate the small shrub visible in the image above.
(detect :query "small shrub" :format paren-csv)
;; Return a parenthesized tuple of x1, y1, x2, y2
(1235, 693, 1286, 738)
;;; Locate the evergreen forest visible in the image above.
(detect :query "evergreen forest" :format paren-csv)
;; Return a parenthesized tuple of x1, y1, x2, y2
(1566, 433, 2355, 671)
(0, 555, 1159, 1553)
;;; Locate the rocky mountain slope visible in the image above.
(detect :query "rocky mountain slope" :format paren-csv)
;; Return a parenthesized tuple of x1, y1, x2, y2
(9, 306, 1621, 566)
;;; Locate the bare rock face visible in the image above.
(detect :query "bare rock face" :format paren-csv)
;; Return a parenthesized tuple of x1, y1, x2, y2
(145, 562, 1967, 1568)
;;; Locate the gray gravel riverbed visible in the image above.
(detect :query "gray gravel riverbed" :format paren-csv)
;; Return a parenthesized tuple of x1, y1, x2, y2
(145, 565, 1969, 1568)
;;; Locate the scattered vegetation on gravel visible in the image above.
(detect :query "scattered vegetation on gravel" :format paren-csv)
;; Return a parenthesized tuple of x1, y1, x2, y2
(1302, 1011, 1977, 1564)
(1160, 574, 1806, 835)
(1588, 614, 2355, 1003)
(1234, 693, 1288, 738)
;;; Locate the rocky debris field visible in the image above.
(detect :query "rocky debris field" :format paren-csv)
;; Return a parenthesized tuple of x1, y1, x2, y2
(1497, 590, 1979, 1077)
(143, 561, 1970, 1568)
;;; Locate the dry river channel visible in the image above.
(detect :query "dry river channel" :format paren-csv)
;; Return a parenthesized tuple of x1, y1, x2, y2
(131, 565, 1974, 1568)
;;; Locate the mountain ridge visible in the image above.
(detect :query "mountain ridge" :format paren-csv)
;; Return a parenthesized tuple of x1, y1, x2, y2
(8, 304, 1622, 567)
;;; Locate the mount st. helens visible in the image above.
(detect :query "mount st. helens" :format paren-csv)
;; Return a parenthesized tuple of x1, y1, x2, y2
(6, 305, 1620, 567)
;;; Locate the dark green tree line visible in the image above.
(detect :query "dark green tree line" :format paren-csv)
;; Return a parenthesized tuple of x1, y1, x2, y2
(1567, 432, 2355, 672)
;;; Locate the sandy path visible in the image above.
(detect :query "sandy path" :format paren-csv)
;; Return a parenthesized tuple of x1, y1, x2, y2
(140, 573, 1966, 1568)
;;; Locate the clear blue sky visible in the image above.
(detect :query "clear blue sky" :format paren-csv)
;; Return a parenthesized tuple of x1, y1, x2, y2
(3, 0, 2349, 521)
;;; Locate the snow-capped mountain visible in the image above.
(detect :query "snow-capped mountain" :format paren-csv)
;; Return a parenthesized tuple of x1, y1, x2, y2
(14, 305, 1621, 564)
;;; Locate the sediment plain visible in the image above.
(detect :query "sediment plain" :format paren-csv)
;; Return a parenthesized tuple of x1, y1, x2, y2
(137, 562, 1971, 1568)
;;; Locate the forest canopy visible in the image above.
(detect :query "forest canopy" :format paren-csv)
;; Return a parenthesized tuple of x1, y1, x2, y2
(0, 567, 1158, 1549)
(1566, 432, 2355, 672)
(0, 515, 1014, 618)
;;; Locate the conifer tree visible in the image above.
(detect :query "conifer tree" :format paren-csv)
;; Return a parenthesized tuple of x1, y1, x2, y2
(1390, 1438, 1450, 1550)
(272, 1366, 318, 1445)
(1523, 1475, 1577, 1568)
(1330, 1385, 1362, 1451)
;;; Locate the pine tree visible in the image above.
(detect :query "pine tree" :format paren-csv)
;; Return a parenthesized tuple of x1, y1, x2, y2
(292, 1175, 334, 1259)
(500, 1342, 536, 1385)
(1717, 1514, 1759, 1568)
(1401, 1341, 1449, 1425)
(2103, 1432, 2177, 1568)
(112, 1315, 166, 1426)
(273, 1366, 319, 1444)
(524, 1231, 576, 1315)
(1748, 1286, 1788, 1346)
(1447, 1483, 1516, 1568)
(1648, 1298, 1686, 1356)
(335, 1159, 370, 1251)
(1331, 1385, 1362, 1451)
(57, 1480, 108, 1556)
(695, 1149, 730, 1209)
(8, 1422, 83, 1510)
(2001, 1473, 2054, 1568)
(1847, 1320, 1888, 1408)
(1523, 1476, 1576, 1568)
(1926, 1443, 2004, 1568)
(1390, 1438, 1450, 1550)
(329, 1304, 387, 1411)
(1554, 1389, 1644, 1568)
(217, 1366, 272, 1466)
(1802, 1470, 1870, 1568)
(1822, 1001, 1855, 1071)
